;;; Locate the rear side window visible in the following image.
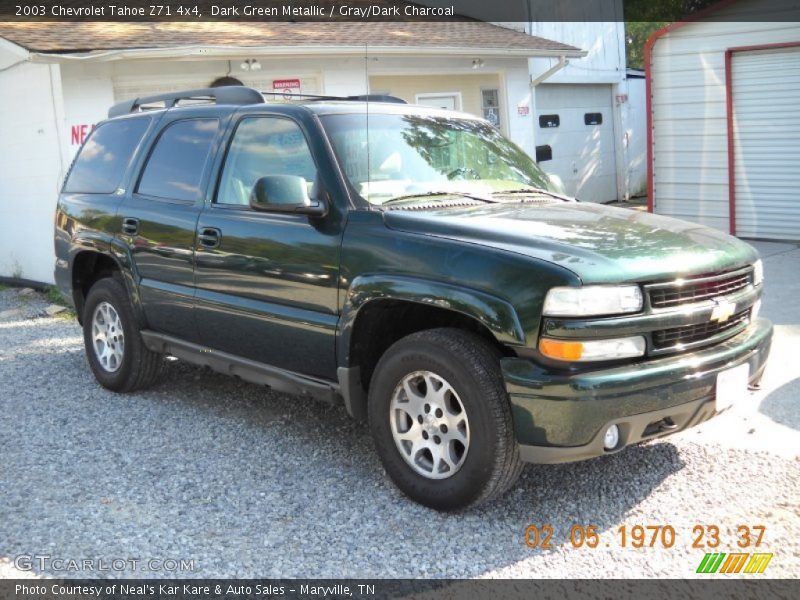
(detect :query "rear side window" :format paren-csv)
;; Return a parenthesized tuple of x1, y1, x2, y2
(137, 118, 219, 202)
(63, 118, 150, 194)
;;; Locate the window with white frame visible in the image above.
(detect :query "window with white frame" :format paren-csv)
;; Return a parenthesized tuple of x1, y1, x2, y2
(481, 89, 500, 128)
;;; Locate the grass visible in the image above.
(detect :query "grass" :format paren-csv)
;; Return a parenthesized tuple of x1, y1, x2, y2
(45, 285, 69, 306)
(44, 286, 77, 320)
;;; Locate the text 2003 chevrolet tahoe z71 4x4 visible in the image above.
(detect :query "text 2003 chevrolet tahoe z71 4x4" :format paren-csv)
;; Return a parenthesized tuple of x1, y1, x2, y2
(54, 87, 772, 510)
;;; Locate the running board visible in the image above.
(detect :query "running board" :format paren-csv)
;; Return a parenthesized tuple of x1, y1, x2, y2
(140, 331, 340, 405)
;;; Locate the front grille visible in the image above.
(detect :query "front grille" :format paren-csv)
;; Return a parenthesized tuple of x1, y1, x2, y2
(649, 269, 753, 309)
(652, 308, 751, 349)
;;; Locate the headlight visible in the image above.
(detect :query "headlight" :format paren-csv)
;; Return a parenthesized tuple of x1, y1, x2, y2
(539, 336, 646, 362)
(543, 285, 643, 317)
(753, 259, 763, 286)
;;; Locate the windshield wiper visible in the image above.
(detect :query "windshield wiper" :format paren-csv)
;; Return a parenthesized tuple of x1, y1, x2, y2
(491, 187, 574, 202)
(492, 186, 550, 194)
(382, 191, 497, 205)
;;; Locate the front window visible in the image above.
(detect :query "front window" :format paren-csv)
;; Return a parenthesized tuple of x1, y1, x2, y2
(321, 112, 552, 205)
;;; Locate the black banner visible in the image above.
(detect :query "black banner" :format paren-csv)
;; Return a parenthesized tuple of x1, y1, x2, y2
(1, 0, 800, 22)
(2, 580, 800, 600)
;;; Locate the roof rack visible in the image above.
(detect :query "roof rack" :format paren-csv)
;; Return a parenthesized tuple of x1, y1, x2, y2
(108, 86, 408, 118)
(108, 86, 264, 118)
(260, 91, 407, 104)
(346, 94, 407, 104)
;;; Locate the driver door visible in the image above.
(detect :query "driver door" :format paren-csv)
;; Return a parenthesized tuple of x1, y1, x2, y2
(192, 114, 343, 380)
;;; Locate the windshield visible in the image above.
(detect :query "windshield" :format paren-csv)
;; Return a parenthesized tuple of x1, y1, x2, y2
(321, 112, 553, 205)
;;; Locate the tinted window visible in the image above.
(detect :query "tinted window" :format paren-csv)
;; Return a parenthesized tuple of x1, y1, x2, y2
(137, 118, 219, 201)
(536, 145, 553, 162)
(539, 114, 559, 128)
(584, 112, 603, 125)
(64, 118, 150, 194)
(217, 117, 316, 205)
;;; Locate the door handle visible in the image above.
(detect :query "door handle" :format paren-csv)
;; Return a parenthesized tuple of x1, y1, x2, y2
(198, 227, 221, 248)
(121, 217, 139, 236)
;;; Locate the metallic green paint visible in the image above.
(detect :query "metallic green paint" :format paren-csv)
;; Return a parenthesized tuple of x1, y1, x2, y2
(337, 210, 579, 367)
(383, 201, 760, 284)
(337, 272, 527, 366)
(503, 318, 772, 448)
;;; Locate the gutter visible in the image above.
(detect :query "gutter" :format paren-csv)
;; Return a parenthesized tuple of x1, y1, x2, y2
(28, 44, 587, 63)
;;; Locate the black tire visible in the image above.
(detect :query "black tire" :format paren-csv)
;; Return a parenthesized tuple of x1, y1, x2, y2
(368, 328, 523, 511)
(82, 276, 163, 392)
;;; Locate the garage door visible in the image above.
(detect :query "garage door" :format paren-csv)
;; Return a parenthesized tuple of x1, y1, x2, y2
(732, 47, 800, 240)
(535, 84, 618, 202)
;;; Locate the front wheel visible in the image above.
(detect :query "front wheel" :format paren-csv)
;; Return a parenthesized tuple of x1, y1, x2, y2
(368, 328, 522, 510)
(82, 277, 163, 392)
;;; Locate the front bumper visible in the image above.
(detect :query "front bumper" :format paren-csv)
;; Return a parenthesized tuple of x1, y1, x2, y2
(501, 318, 773, 464)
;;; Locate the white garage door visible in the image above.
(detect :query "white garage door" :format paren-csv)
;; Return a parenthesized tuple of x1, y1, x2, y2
(732, 47, 800, 240)
(535, 84, 618, 202)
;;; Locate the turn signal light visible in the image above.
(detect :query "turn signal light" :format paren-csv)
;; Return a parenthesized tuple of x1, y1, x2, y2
(539, 339, 585, 360)
(539, 336, 647, 362)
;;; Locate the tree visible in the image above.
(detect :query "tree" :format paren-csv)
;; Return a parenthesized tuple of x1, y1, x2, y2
(625, 22, 667, 69)
(623, 0, 720, 69)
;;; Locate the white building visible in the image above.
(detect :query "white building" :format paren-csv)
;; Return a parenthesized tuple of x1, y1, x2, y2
(0, 20, 588, 284)
(647, 0, 800, 240)
(493, 17, 643, 204)
(527, 22, 634, 203)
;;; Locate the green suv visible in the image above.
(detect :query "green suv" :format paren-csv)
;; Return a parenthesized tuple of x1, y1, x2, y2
(54, 86, 772, 510)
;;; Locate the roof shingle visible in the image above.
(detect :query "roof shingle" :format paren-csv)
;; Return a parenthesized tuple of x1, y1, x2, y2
(0, 21, 582, 55)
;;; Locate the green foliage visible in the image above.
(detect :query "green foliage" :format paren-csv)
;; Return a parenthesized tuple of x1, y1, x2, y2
(624, 0, 718, 21)
(44, 286, 77, 319)
(45, 286, 69, 306)
(623, 0, 721, 69)
(625, 22, 667, 70)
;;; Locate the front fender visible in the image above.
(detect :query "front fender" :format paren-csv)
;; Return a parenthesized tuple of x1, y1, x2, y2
(336, 273, 526, 368)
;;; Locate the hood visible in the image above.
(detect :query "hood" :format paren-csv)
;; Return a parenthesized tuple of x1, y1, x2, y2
(382, 201, 759, 284)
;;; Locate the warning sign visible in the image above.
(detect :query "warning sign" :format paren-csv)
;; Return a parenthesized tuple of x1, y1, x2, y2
(273, 79, 301, 97)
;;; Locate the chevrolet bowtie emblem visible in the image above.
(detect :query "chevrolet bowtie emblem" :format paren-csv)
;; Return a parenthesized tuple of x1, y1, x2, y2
(710, 298, 737, 323)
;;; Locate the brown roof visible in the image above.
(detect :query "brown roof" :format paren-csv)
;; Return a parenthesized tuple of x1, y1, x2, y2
(0, 21, 582, 56)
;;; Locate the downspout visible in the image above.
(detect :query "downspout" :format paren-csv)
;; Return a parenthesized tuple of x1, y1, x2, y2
(47, 63, 67, 187)
(529, 55, 568, 87)
(528, 55, 568, 169)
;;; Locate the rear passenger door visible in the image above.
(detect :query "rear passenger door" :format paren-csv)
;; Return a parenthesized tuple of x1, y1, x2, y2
(192, 113, 344, 380)
(118, 109, 224, 340)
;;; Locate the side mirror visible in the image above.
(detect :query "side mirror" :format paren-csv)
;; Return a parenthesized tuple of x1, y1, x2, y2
(249, 175, 328, 217)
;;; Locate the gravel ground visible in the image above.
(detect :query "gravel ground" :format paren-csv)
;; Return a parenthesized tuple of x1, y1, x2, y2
(0, 245, 798, 580)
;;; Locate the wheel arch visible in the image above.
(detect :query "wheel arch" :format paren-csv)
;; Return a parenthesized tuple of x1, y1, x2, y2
(69, 239, 141, 325)
(336, 274, 526, 419)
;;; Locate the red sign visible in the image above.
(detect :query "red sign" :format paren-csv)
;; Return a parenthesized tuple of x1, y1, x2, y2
(273, 79, 301, 90)
(70, 124, 96, 145)
(517, 106, 530, 116)
(273, 79, 301, 97)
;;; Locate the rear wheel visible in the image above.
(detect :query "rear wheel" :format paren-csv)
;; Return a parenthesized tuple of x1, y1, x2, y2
(368, 328, 522, 510)
(82, 277, 163, 392)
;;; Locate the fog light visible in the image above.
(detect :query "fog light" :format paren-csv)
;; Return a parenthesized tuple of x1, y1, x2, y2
(604, 425, 620, 450)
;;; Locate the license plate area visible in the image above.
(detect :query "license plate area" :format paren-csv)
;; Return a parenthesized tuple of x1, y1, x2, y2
(715, 363, 750, 412)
